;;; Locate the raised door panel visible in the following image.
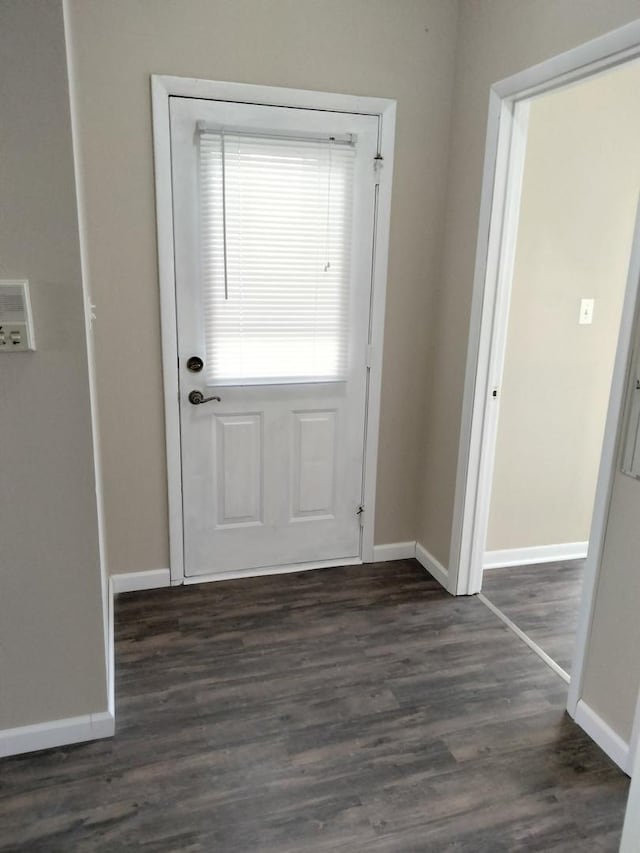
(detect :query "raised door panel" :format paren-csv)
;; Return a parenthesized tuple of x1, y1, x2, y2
(215, 414, 263, 527)
(291, 410, 337, 520)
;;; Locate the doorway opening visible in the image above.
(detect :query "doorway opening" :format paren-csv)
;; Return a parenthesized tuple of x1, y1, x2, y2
(449, 19, 640, 770)
(477, 60, 640, 682)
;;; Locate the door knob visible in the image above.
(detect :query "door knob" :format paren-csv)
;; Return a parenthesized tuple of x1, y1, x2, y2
(188, 390, 221, 405)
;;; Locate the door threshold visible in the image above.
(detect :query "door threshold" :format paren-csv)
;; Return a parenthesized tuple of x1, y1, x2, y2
(477, 592, 570, 684)
(183, 556, 363, 585)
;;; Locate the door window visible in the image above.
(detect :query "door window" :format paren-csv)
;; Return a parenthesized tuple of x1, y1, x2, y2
(199, 131, 355, 385)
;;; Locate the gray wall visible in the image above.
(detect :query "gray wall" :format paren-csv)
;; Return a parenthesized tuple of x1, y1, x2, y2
(65, 0, 460, 574)
(486, 63, 639, 553)
(0, 0, 107, 729)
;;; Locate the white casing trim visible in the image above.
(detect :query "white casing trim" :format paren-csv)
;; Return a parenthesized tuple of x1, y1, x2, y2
(574, 699, 631, 775)
(107, 579, 115, 718)
(415, 542, 451, 593)
(371, 541, 416, 562)
(484, 541, 588, 569)
(110, 569, 171, 594)
(0, 711, 114, 759)
(629, 688, 640, 775)
(62, 0, 112, 717)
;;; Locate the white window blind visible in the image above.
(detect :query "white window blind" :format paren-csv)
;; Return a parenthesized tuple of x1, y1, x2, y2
(199, 130, 355, 385)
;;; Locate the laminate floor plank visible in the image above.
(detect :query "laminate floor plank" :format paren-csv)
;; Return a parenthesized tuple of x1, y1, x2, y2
(0, 560, 628, 852)
(481, 560, 584, 671)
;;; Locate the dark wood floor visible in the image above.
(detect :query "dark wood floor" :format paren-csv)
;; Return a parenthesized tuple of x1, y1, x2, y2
(0, 560, 629, 852)
(481, 560, 585, 673)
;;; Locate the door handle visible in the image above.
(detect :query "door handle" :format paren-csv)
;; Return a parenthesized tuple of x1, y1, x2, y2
(188, 390, 221, 405)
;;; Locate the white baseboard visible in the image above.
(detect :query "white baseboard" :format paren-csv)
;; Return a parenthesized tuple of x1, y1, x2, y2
(371, 541, 416, 562)
(415, 542, 450, 592)
(110, 568, 171, 593)
(574, 699, 631, 775)
(483, 541, 589, 569)
(0, 710, 115, 759)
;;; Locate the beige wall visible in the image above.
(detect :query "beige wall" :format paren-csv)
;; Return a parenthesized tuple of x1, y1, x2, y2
(65, 0, 460, 574)
(486, 63, 640, 553)
(0, 0, 107, 728)
(418, 0, 640, 566)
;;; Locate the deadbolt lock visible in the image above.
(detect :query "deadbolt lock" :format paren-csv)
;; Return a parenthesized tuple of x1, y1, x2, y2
(187, 355, 204, 372)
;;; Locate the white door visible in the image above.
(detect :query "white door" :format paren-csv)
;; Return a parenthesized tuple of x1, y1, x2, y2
(170, 96, 379, 577)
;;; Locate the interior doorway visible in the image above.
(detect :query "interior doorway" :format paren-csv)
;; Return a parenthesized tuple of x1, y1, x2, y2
(448, 20, 640, 764)
(477, 61, 640, 681)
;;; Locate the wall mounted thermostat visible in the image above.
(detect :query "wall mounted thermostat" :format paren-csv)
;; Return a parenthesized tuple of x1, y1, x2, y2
(0, 280, 36, 351)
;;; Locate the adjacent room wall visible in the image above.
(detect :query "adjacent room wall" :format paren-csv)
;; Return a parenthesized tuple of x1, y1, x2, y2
(418, 0, 640, 746)
(65, 0, 460, 574)
(486, 63, 640, 553)
(0, 0, 107, 730)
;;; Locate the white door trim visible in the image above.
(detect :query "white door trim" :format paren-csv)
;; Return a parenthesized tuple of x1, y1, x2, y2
(151, 76, 395, 584)
(449, 18, 640, 724)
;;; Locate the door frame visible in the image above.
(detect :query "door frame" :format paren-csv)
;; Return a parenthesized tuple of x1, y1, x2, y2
(449, 18, 640, 723)
(151, 75, 396, 585)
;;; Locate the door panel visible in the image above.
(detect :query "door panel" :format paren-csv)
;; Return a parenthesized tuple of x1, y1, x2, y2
(215, 414, 263, 527)
(292, 410, 337, 519)
(170, 96, 378, 577)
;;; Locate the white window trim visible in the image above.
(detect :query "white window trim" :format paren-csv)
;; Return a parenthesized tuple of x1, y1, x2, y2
(151, 75, 396, 584)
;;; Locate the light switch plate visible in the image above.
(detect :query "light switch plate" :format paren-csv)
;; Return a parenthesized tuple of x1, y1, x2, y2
(579, 298, 595, 325)
(0, 280, 36, 351)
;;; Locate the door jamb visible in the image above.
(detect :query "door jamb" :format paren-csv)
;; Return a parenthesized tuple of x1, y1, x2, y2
(448, 19, 640, 722)
(151, 76, 396, 585)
